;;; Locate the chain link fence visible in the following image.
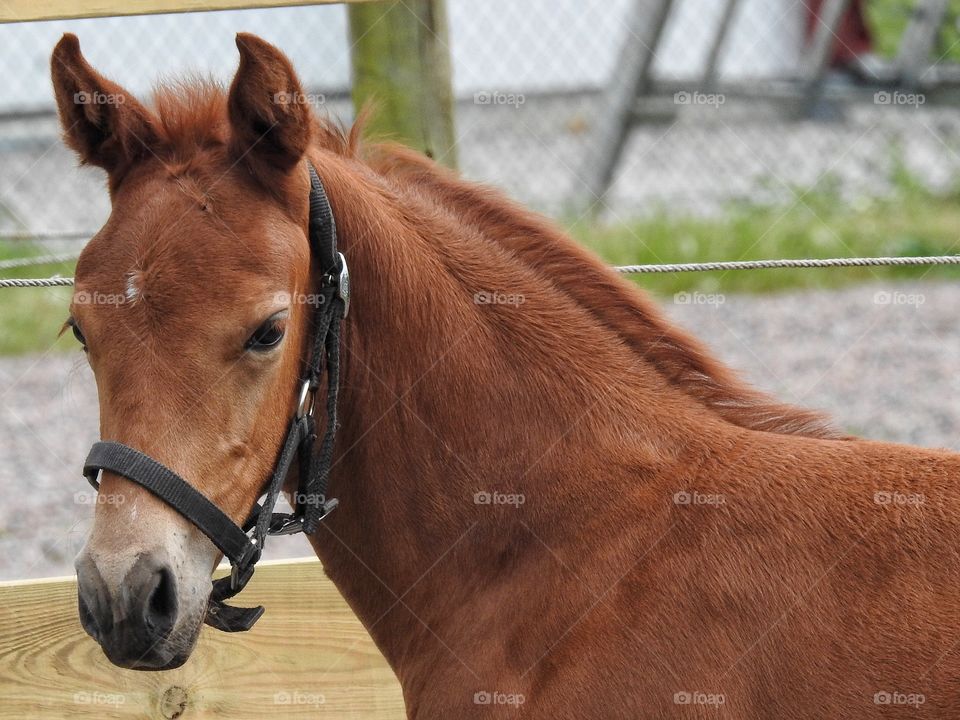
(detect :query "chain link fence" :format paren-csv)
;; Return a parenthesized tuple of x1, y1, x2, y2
(2, 0, 960, 241)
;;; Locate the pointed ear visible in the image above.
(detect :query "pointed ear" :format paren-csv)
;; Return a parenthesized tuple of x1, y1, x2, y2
(227, 33, 312, 179)
(50, 33, 156, 179)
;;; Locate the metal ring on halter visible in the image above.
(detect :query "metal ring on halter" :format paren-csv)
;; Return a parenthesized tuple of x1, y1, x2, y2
(337, 252, 350, 318)
(296, 379, 315, 419)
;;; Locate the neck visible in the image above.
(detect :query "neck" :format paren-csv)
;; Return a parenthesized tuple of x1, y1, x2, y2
(302, 150, 732, 691)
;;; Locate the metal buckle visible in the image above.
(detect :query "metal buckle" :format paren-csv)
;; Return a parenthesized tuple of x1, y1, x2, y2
(296, 379, 315, 419)
(268, 515, 305, 536)
(337, 253, 350, 318)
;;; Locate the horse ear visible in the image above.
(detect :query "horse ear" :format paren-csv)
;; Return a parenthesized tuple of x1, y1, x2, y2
(227, 33, 312, 178)
(50, 34, 156, 179)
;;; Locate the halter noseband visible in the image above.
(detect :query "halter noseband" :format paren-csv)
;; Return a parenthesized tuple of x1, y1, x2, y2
(81, 163, 348, 632)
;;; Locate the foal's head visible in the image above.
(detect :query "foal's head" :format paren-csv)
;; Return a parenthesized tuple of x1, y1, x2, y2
(52, 33, 325, 669)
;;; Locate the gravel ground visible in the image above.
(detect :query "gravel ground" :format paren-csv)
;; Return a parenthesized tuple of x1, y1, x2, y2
(5, 97, 960, 238)
(1, 280, 958, 581)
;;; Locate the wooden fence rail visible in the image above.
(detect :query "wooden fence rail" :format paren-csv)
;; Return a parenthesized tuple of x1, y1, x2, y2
(0, 1, 375, 23)
(0, 558, 404, 719)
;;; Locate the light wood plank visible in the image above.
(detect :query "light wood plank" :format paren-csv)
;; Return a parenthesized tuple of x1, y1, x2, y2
(0, 558, 405, 719)
(0, 0, 378, 24)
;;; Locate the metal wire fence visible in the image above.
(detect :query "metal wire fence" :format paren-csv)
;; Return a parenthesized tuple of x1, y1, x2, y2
(2, 0, 960, 244)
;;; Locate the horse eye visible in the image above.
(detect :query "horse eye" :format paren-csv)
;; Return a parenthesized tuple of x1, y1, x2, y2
(68, 319, 87, 348)
(245, 319, 285, 352)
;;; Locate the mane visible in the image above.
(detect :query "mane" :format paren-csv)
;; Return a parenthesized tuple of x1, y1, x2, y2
(365, 143, 846, 441)
(143, 79, 843, 441)
(148, 78, 360, 159)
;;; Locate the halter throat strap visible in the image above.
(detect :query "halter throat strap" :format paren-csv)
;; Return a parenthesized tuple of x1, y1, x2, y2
(80, 162, 348, 632)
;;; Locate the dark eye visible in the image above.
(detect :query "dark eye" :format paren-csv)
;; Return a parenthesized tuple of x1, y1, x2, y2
(245, 317, 285, 352)
(68, 319, 87, 349)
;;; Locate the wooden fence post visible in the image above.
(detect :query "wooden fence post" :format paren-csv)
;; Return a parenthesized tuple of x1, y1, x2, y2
(347, 0, 458, 169)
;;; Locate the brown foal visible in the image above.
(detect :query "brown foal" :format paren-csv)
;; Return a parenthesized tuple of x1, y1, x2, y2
(53, 31, 960, 718)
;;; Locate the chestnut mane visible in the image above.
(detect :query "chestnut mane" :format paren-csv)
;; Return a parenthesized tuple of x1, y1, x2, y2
(146, 81, 841, 441)
(365, 145, 843, 441)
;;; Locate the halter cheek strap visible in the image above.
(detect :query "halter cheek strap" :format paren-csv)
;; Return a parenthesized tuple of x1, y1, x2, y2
(80, 162, 348, 632)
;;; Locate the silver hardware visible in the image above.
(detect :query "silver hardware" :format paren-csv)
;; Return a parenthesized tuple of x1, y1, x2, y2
(296, 379, 314, 418)
(319, 498, 339, 520)
(269, 516, 305, 536)
(337, 253, 350, 318)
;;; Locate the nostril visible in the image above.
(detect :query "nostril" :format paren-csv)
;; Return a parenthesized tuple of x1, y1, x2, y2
(144, 566, 178, 636)
(76, 553, 112, 640)
(77, 590, 100, 640)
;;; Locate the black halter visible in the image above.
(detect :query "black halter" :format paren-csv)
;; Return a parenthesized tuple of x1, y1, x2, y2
(81, 163, 348, 632)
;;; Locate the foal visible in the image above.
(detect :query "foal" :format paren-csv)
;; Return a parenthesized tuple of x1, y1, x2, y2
(54, 32, 960, 718)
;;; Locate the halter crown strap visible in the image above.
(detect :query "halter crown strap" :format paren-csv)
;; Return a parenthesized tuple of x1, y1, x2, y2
(308, 163, 340, 277)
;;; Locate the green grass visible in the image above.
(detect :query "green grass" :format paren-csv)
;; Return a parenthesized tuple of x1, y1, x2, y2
(568, 179, 960, 297)
(0, 240, 76, 356)
(866, 1, 960, 63)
